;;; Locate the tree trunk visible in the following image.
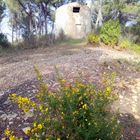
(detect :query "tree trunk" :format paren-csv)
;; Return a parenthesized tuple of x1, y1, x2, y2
(41, 2, 48, 35)
(44, 14, 48, 35)
(95, 0, 103, 29)
(12, 17, 14, 44)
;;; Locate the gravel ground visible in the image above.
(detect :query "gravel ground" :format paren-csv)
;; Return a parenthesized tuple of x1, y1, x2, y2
(0, 44, 140, 139)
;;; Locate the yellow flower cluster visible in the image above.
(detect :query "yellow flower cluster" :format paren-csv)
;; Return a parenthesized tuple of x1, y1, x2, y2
(37, 124, 43, 129)
(5, 73, 120, 139)
(4, 128, 19, 140)
(5, 128, 10, 136)
(60, 79, 66, 84)
(24, 127, 31, 135)
(72, 87, 79, 93)
(34, 122, 43, 129)
(82, 104, 88, 110)
(38, 104, 49, 114)
(10, 93, 36, 113)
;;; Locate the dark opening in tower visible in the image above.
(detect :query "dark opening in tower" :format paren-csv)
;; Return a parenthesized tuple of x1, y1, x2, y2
(73, 7, 80, 13)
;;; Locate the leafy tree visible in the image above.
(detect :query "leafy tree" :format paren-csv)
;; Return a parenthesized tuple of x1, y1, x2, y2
(0, 0, 5, 29)
(6, 0, 67, 42)
(5, 0, 87, 45)
(90, 0, 103, 30)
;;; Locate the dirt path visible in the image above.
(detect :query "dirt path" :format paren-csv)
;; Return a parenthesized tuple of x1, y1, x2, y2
(0, 44, 140, 139)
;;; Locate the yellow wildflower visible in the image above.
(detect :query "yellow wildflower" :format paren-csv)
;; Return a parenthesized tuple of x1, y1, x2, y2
(33, 122, 37, 127)
(73, 88, 79, 93)
(106, 87, 111, 93)
(61, 79, 66, 84)
(77, 83, 84, 88)
(11, 93, 17, 97)
(39, 105, 43, 111)
(24, 127, 31, 135)
(82, 104, 88, 110)
(45, 108, 48, 112)
(88, 122, 91, 126)
(5, 128, 10, 136)
(57, 138, 61, 140)
(9, 135, 16, 140)
(37, 124, 43, 129)
(31, 102, 36, 107)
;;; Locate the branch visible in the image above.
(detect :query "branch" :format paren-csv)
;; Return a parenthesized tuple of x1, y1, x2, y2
(17, 0, 29, 16)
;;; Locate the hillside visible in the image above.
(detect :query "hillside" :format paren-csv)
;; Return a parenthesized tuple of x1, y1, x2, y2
(0, 43, 140, 139)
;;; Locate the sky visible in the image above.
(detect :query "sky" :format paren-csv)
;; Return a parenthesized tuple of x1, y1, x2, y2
(1, 9, 11, 42)
(1, 0, 92, 42)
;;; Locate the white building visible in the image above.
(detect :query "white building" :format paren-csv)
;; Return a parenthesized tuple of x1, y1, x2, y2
(55, 2, 92, 39)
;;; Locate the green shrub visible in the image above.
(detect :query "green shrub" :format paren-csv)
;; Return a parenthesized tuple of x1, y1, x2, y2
(119, 37, 140, 53)
(128, 22, 140, 44)
(128, 43, 140, 54)
(119, 38, 132, 49)
(87, 33, 100, 44)
(100, 20, 121, 47)
(0, 33, 10, 49)
(6, 69, 122, 140)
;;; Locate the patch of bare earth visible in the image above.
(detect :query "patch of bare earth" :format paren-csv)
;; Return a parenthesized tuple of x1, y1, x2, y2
(0, 44, 140, 139)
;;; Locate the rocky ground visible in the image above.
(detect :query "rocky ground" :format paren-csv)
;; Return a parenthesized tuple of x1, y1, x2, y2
(0, 44, 140, 139)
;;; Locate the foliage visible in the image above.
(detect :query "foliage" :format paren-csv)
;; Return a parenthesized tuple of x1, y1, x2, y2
(119, 38, 131, 49)
(5, 68, 122, 140)
(102, 0, 125, 16)
(100, 20, 121, 47)
(111, 0, 125, 11)
(87, 33, 100, 45)
(108, 0, 125, 12)
(127, 43, 140, 54)
(37, 34, 55, 47)
(127, 22, 140, 44)
(119, 36, 140, 54)
(122, 24, 140, 45)
(5, 0, 72, 43)
(122, 4, 140, 14)
(4, 128, 19, 140)
(0, 0, 5, 23)
(0, 33, 10, 49)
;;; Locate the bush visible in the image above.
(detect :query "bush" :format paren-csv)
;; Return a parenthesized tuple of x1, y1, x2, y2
(127, 22, 140, 44)
(119, 37, 140, 53)
(100, 20, 121, 47)
(0, 33, 10, 49)
(15, 34, 55, 49)
(128, 43, 140, 54)
(119, 38, 132, 49)
(6, 69, 122, 140)
(37, 34, 55, 47)
(87, 33, 100, 45)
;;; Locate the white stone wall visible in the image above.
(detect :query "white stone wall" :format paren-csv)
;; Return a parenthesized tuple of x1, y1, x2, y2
(55, 2, 92, 39)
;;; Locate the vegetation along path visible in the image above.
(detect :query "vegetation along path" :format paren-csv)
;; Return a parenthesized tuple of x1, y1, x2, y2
(0, 44, 140, 139)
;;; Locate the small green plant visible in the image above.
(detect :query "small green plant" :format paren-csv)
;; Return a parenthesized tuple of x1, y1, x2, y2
(129, 43, 140, 54)
(5, 69, 122, 140)
(100, 20, 121, 47)
(119, 39, 132, 49)
(87, 33, 100, 45)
